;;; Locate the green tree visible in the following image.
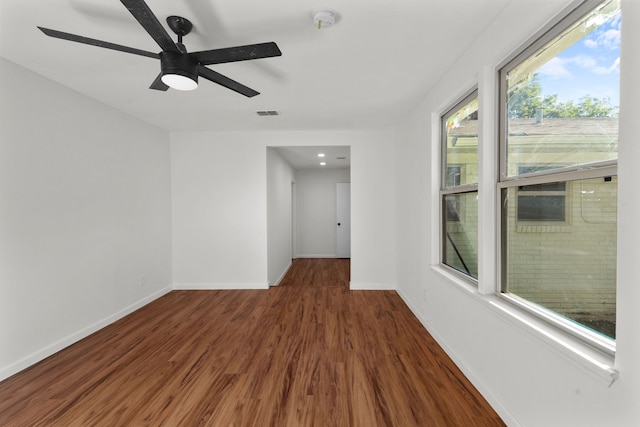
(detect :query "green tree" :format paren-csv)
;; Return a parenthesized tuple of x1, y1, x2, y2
(508, 74, 615, 118)
(507, 76, 543, 118)
(575, 95, 614, 117)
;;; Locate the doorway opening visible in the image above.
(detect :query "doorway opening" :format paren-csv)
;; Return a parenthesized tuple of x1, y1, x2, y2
(266, 146, 350, 286)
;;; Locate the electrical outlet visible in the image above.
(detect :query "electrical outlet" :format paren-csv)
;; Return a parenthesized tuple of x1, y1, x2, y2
(139, 275, 146, 287)
(423, 289, 428, 303)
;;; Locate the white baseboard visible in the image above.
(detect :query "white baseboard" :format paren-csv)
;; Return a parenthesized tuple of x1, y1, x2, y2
(0, 286, 172, 383)
(173, 282, 269, 290)
(395, 287, 519, 427)
(271, 261, 292, 286)
(349, 281, 396, 290)
(295, 254, 337, 258)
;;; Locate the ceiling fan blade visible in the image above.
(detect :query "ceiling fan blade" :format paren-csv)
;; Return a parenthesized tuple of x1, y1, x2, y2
(198, 67, 259, 97)
(191, 42, 282, 65)
(38, 27, 159, 59)
(120, 0, 179, 53)
(149, 73, 169, 91)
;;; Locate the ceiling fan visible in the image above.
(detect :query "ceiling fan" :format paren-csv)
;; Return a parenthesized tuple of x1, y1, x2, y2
(37, 0, 282, 96)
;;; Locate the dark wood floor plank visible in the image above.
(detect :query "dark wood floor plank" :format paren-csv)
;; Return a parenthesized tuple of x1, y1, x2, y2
(0, 258, 504, 426)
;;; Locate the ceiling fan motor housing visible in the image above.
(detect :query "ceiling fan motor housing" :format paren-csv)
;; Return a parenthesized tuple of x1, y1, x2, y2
(160, 51, 199, 82)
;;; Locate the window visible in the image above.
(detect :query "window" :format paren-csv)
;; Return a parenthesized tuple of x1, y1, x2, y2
(517, 166, 567, 222)
(441, 90, 478, 279)
(498, 0, 620, 352)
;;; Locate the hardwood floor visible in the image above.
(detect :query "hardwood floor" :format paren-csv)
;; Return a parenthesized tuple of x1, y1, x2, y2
(0, 258, 504, 426)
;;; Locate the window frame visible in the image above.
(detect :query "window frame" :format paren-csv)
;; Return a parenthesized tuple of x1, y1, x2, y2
(440, 88, 479, 282)
(496, 0, 619, 356)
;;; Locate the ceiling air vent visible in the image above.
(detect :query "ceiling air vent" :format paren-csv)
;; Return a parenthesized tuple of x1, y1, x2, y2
(256, 110, 279, 116)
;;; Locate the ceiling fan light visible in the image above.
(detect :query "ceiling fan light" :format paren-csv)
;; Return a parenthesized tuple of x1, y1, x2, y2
(161, 73, 198, 91)
(160, 51, 199, 91)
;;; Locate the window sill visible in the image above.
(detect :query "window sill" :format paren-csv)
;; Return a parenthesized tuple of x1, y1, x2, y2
(430, 264, 619, 387)
(431, 264, 478, 293)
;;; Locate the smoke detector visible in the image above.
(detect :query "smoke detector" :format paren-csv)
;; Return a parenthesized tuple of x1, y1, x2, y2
(313, 10, 337, 29)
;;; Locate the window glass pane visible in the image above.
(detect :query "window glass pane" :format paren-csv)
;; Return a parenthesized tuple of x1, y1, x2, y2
(444, 98, 478, 187)
(502, 176, 617, 338)
(445, 194, 461, 222)
(505, 0, 620, 177)
(517, 178, 567, 222)
(446, 166, 462, 187)
(517, 195, 565, 221)
(443, 192, 478, 279)
(519, 182, 565, 192)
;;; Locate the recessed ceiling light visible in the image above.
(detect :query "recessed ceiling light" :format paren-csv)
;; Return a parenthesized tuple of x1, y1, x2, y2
(317, 153, 325, 158)
(320, 162, 327, 166)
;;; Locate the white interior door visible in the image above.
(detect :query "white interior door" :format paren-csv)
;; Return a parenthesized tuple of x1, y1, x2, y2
(336, 183, 351, 258)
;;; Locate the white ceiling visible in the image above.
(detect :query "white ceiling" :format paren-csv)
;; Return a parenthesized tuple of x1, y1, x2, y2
(275, 146, 350, 170)
(0, 0, 513, 133)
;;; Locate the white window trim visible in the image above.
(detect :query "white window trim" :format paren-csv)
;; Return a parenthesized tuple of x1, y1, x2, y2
(497, 0, 618, 356)
(439, 87, 479, 281)
(477, 66, 498, 296)
(431, 264, 618, 386)
(430, 2, 620, 380)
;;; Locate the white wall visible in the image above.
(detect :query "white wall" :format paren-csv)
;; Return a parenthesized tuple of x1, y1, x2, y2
(395, 1, 640, 425)
(295, 168, 350, 258)
(171, 130, 396, 290)
(0, 58, 173, 381)
(350, 135, 397, 290)
(171, 132, 268, 289)
(267, 148, 295, 285)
